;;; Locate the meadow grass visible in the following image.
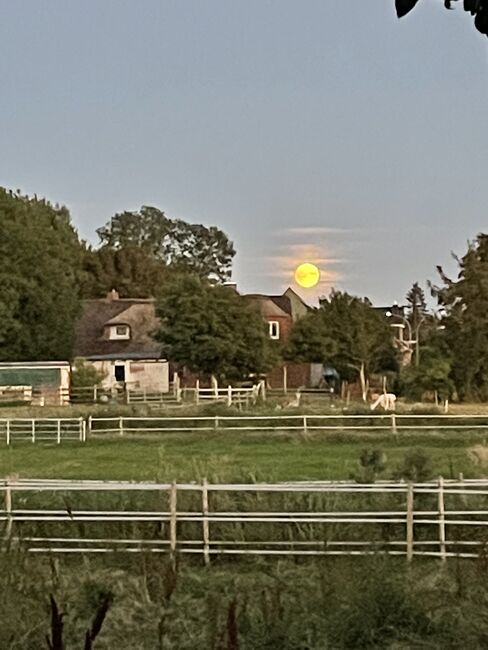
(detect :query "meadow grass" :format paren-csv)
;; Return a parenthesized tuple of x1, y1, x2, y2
(0, 428, 486, 481)
(3, 552, 488, 649)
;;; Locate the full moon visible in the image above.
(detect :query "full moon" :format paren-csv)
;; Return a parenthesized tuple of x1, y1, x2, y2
(294, 262, 320, 288)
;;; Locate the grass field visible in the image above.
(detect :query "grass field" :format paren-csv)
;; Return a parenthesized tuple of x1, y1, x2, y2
(1, 429, 488, 481)
(3, 420, 488, 648)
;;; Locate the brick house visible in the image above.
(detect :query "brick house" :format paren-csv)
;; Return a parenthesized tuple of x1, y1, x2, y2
(244, 288, 323, 390)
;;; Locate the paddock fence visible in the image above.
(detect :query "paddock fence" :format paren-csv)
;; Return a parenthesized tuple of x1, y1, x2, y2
(4, 414, 488, 443)
(2, 478, 488, 560)
(0, 418, 85, 444)
(87, 413, 488, 437)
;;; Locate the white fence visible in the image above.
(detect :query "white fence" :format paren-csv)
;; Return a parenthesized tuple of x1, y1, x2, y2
(3, 414, 488, 443)
(87, 413, 488, 437)
(0, 418, 85, 444)
(194, 382, 262, 407)
(2, 478, 488, 559)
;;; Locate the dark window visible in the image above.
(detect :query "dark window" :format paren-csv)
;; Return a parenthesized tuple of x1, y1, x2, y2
(114, 365, 125, 382)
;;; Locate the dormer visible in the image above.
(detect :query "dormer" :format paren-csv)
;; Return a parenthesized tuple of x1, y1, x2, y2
(104, 323, 131, 340)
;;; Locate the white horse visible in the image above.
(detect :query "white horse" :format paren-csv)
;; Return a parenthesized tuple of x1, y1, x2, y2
(370, 393, 396, 411)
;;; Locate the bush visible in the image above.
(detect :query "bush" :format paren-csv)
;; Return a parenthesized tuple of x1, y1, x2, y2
(354, 448, 387, 482)
(71, 357, 106, 388)
(394, 448, 434, 482)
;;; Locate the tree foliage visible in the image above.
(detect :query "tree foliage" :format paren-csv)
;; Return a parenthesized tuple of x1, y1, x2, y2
(286, 291, 397, 382)
(70, 357, 106, 388)
(406, 282, 427, 327)
(396, 0, 488, 37)
(400, 343, 453, 400)
(155, 275, 275, 380)
(81, 246, 169, 298)
(431, 234, 488, 400)
(0, 188, 83, 361)
(96, 206, 235, 283)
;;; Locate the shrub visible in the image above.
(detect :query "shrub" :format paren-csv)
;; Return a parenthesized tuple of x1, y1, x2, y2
(394, 448, 434, 482)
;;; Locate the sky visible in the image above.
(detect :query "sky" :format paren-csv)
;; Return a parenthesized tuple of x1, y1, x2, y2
(1, 1, 488, 305)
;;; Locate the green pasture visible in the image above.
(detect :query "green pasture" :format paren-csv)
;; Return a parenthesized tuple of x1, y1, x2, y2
(1, 429, 487, 481)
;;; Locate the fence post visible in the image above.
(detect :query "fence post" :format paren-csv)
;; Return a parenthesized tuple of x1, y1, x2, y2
(303, 415, 308, 434)
(196, 380, 200, 405)
(391, 414, 397, 434)
(438, 477, 446, 562)
(79, 418, 85, 442)
(202, 478, 210, 566)
(87, 416, 92, 439)
(93, 385, 98, 403)
(169, 481, 177, 566)
(56, 420, 61, 445)
(406, 483, 414, 561)
(227, 385, 232, 407)
(5, 481, 12, 538)
(119, 416, 124, 436)
(6, 420, 10, 446)
(214, 416, 219, 431)
(31, 419, 35, 444)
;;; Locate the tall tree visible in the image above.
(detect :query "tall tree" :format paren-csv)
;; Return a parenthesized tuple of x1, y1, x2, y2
(396, 0, 488, 37)
(155, 274, 275, 380)
(406, 282, 428, 357)
(96, 206, 235, 283)
(81, 245, 169, 298)
(286, 291, 397, 397)
(431, 234, 488, 400)
(0, 188, 83, 361)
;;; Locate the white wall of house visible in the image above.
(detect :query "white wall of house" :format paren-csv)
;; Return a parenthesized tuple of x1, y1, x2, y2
(92, 359, 169, 392)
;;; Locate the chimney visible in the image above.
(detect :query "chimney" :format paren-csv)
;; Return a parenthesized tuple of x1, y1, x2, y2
(223, 282, 238, 292)
(107, 289, 119, 301)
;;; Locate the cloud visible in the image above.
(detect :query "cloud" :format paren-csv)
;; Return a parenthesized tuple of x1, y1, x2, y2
(285, 226, 357, 236)
(269, 254, 346, 265)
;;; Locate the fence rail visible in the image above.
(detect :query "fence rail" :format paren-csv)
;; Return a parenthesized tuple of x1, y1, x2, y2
(2, 478, 488, 558)
(0, 418, 85, 444)
(4, 414, 488, 443)
(87, 413, 488, 437)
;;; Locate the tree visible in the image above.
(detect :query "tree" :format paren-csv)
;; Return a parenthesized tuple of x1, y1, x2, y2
(154, 274, 275, 381)
(400, 343, 453, 401)
(396, 0, 488, 37)
(70, 357, 106, 388)
(431, 234, 488, 400)
(81, 245, 169, 298)
(406, 282, 429, 365)
(406, 282, 427, 329)
(286, 291, 397, 398)
(284, 310, 338, 363)
(0, 188, 83, 361)
(96, 206, 235, 283)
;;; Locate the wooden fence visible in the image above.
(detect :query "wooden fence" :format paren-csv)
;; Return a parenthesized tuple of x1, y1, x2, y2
(2, 478, 488, 559)
(0, 418, 85, 444)
(86, 413, 488, 437)
(4, 414, 488, 443)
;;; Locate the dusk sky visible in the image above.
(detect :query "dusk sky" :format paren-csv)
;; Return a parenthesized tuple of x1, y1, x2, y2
(1, 1, 488, 305)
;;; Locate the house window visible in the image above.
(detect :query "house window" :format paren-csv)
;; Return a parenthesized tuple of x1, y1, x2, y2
(108, 325, 130, 340)
(269, 321, 280, 340)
